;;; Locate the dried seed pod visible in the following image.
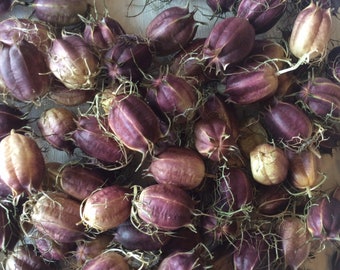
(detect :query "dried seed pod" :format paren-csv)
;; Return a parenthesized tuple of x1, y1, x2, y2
(222, 62, 279, 105)
(27, 192, 85, 243)
(108, 93, 162, 159)
(82, 251, 129, 270)
(81, 185, 131, 232)
(0, 40, 51, 102)
(237, 0, 287, 34)
(146, 6, 199, 56)
(0, 131, 45, 196)
(206, 0, 235, 14)
(0, 103, 27, 140)
(148, 146, 206, 190)
(250, 143, 289, 186)
(37, 107, 77, 154)
(31, 0, 89, 26)
(298, 77, 340, 121)
(48, 34, 100, 90)
(202, 16, 255, 73)
(57, 164, 105, 201)
(255, 185, 290, 215)
(277, 216, 312, 270)
(134, 184, 195, 231)
(72, 115, 128, 165)
(104, 34, 152, 82)
(83, 16, 126, 51)
(289, 2, 332, 61)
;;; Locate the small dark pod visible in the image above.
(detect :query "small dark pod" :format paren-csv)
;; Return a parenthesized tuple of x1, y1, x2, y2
(0, 103, 27, 140)
(206, 0, 235, 14)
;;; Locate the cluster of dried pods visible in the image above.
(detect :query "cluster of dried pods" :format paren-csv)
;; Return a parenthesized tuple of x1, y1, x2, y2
(0, 0, 340, 269)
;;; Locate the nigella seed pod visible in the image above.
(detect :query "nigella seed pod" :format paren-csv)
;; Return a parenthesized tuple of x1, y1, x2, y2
(105, 34, 152, 82)
(147, 73, 199, 123)
(148, 146, 206, 190)
(202, 16, 255, 73)
(31, 0, 89, 26)
(237, 0, 287, 34)
(134, 184, 195, 231)
(37, 107, 77, 154)
(289, 2, 332, 61)
(261, 101, 313, 148)
(72, 115, 128, 165)
(206, 0, 235, 14)
(146, 6, 199, 56)
(83, 16, 126, 51)
(0, 40, 51, 102)
(222, 63, 279, 105)
(298, 77, 340, 121)
(108, 94, 162, 159)
(82, 251, 129, 270)
(0, 131, 46, 196)
(255, 185, 290, 215)
(250, 143, 289, 186)
(0, 103, 27, 140)
(48, 34, 100, 90)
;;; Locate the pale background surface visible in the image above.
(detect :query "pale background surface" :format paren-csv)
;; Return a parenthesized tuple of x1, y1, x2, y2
(1, 0, 340, 269)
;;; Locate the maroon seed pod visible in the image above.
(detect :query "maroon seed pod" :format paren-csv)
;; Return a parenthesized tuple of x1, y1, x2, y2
(81, 185, 131, 232)
(104, 34, 152, 82)
(108, 93, 162, 159)
(0, 131, 46, 196)
(202, 16, 255, 73)
(277, 216, 312, 269)
(146, 6, 199, 56)
(83, 16, 126, 51)
(57, 164, 105, 201)
(169, 38, 208, 86)
(255, 185, 290, 215)
(48, 34, 99, 90)
(28, 192, 85, 243)
(0, 18, 52, 54)
(135, 184, 195, 231)
(306, 188, 340, 240)
(72, 115, 128, 165)
(298, 77, 340, 121)
(75, 234, 112, 266)
(148, 146, 206, 190)
(237, 0, 287, 34)
(5, 245, 56, 270)
(31, 0, 89, 26)
(223, 62, 279, 105)
(0, 103, 27, 140)
(37, 107, 77, 154)
(0, 40, 51, 102)
(194, 116, 238, 162)
(261, 100, 313, 147)
(216, 168, 253, 212)
(147, 73, 199, 123)
(82, 251, 129, 270)
(206, 0, 235, 14)
(114, 220, 169, 251)
(326, 46, 340, 83)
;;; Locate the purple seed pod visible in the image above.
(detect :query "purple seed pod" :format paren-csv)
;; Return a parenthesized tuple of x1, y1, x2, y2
(37, 107, 77, 154)
(48, 34, 100, 90)
(255, 185, 290, 215)
(0, 0, 11, 15)
(146, 6, 199, 56)
(306, 187, 340, 240)
(114, 220, 169, 251)
(202, 16, 255, 73)
(299, 77, 340, 121)
(31, 0, 89, 26)
(261, 101, 313, 148)
(0, 103, 27, 140)
(104, 34, 152, 82)
(72, 115, 128, 165)
(237, 0, 287, 34)
(206, 0, 235, 14)
(223, 63, 279, 105)
(82, 251, 129, 270)
(147, 73, 199, 123)
(108, 93, 162, 159)
(326, 46, 340, 83)
(83, 16, 126, 51)
(0, 40, 51, 102)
